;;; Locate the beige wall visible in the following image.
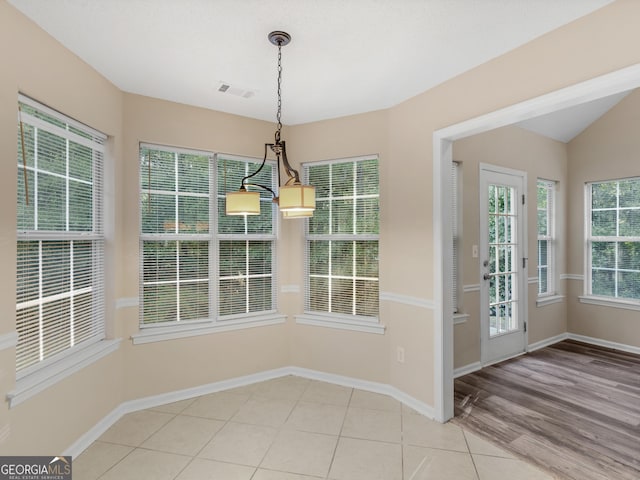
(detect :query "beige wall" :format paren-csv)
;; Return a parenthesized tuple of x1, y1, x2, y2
(0, 0, 124, 455)
(452, 126, 568, 368)
(566, 88, 640, 347)
(2, 0, 640, 455)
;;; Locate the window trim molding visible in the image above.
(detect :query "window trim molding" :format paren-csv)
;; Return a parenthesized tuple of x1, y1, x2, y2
(138, 145, 279, 329)
(537, 179, 556, 297)
(7, 339, 121, 408)
(536, 294, 564, 307)
(0, 331, 18, 352)
(578, 295, 640, 311)
(16, 94, 107, 377)
(584, 178, 640, 301)
(302, 155, 380, 321)
(131, 313, 286, 344)
(295, 313, 385, 334)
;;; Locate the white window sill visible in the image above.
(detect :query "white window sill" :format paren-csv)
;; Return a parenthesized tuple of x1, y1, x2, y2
(453, 313, 470, 325)
(578, 295, 640, 312)
(295, 313, 385, 334)
(536, 294, 564, 307)
(7, 339, 121, 408)
(131, 314, 287, 345)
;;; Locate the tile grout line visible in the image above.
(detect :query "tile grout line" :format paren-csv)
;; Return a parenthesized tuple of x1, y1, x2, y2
(462, 428, 482, 480)
(324, 385, 355, 480)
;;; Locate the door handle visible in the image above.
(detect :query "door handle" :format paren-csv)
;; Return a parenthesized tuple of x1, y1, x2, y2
(483, 273, 491, 281)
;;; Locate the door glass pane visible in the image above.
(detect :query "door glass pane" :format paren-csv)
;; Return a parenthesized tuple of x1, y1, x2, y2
(488, 184, 518, 337)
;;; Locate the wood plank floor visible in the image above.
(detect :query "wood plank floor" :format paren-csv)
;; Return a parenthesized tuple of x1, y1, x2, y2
(453, 340, 640, 480)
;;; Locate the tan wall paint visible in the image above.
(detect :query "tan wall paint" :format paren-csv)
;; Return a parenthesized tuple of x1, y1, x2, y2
(452, 126, 568, 368)
(566, 88, 640, 347)
(0, 1, 124, 455)
(120, 94, 295, 400)
(1, 0, 640, 455)
(285, 111, 394, 385)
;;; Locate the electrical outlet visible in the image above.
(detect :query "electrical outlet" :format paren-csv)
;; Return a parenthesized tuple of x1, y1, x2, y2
(397, 347, 405, 363)
(472, 245, 479, 258)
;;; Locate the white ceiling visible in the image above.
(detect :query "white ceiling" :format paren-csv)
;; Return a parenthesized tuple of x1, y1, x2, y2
(517, 91, 631, 143)
(9, 0, 614, 126)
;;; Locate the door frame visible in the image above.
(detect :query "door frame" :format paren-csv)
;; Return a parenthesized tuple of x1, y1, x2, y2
(478, 163, 528, 366)
(432, 63, 640, 423)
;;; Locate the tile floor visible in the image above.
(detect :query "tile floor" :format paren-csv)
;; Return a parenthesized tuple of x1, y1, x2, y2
(74, 376, 553, 479)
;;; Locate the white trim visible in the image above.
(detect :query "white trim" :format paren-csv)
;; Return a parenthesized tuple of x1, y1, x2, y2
(116, 297, 139, 309)
(63, 367, 292, 458)
(434, 63, 640, 423)
(19, 93, 107, 141)
(453, 313, 470, 325)
(578, 295, 640, 312)
(478, 164, 528, 368)
(64, 366, 434, 458)
(536, 294, 565, 307)
(453, 361, 482, 378)
(528, 277, 538, 284)
(301, 154, 380, 168)
(281, 284, 300, 293)
(380, 291, 436, 310)
(567, 333, 640, 355)
(463, 284, 480, 293)
(7, 339, 121, 408)
(561, 274, 583, 281)
(295, 314, 385, 334)
(527, 333, 569, 352)
(483, 350, 527, 368)
(0, 331, 18, 352)
(131, 314, 286, 345)
(290, 367, 436, 419)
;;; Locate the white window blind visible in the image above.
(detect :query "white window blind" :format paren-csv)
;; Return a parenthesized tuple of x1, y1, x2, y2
(588, 178, 640, 300)
(16, 95, 106, 375)
(452, 161, 461, 313)
(217, 156, 276, 317)
(139, 146, 276, 326)
(537, 179, 555, 296)
(304, 157, 379, 318)
(140, 145, 212, 325)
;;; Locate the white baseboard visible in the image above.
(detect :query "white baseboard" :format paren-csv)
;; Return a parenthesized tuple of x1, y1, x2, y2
(527, 333, 568, 352)
(64, 366, 435, 458)
(567, 333, 640, 355)
(453, 361, 481, 378)
(288, 367, 435, 420)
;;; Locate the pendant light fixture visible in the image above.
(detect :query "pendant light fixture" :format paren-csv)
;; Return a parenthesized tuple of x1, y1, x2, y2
(225, 31, 315, 217)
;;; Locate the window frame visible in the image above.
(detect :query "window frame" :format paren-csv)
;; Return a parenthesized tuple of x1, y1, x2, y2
(584, 177, 640, 306)
(10, 94, 119, 408)
(135, 145, 283, 342)
(537, 179, 556, 298)
(452, 161, 463, 314)
(297, 155, 384, 334)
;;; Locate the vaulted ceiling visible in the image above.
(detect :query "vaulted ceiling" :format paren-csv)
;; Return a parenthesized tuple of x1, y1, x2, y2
(9, 0, 614, 130)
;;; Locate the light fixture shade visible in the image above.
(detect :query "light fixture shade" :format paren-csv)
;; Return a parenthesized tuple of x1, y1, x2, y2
(282, 209, 314, 219)
(225, 190, 261, 215)
(279, 185, 315, 212)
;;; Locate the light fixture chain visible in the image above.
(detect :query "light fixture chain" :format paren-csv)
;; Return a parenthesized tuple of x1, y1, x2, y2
(276, 42, 283, 142)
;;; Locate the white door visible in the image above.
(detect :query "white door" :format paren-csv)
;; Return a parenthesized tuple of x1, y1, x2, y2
(479, 164, 527, 365)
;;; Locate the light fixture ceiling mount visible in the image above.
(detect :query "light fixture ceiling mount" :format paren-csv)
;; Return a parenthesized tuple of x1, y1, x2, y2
(268, 30, 291, 47)
(225, 30, 315, 218)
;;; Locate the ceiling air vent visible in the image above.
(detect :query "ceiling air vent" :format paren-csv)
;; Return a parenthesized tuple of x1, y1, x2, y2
(217, 82, 256, 99)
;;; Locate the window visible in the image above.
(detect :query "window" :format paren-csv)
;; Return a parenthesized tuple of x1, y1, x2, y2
(587, 178, 640, 301)
(452, 161, 462, 313)
(304, 156, 379, 319)
(16, 95, 106, 375)
(537, 179, 555, 296)
(139, 145, 276, 327)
